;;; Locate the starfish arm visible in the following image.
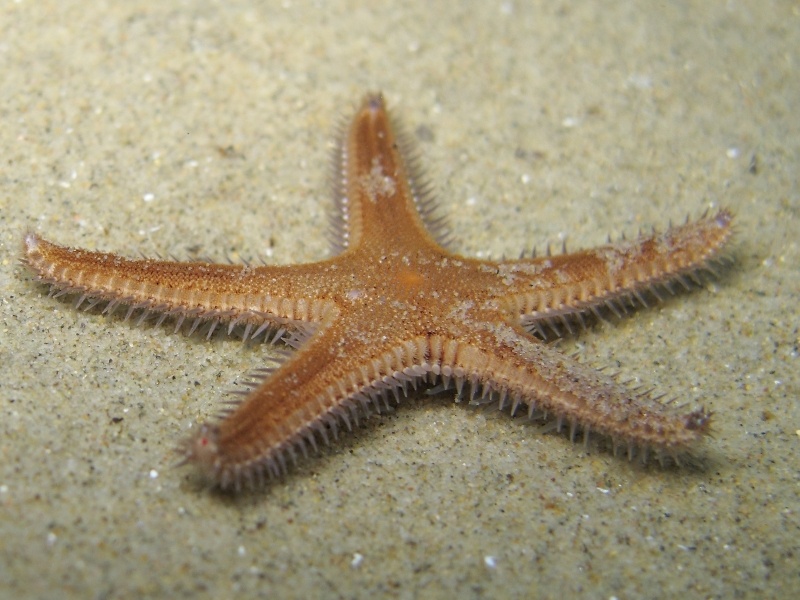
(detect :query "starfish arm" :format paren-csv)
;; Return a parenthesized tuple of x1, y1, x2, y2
(181, 323, 440, 489)
(332, 94, 445, 254)
(442, 324, 710, 460)
(493, 210, 733, 328)
(22, 233, 336, 336)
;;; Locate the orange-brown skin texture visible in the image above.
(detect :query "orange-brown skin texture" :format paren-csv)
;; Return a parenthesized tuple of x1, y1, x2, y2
(22, 94, 734, 490)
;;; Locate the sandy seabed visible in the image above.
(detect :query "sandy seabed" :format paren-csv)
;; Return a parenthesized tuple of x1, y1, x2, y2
(1, 2, 797, 598)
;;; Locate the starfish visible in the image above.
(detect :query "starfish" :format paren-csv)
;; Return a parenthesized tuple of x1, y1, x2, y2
(22, 94, 734, 490)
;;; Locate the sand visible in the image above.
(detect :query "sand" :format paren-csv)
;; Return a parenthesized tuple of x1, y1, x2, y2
(1, 1, 797, 598)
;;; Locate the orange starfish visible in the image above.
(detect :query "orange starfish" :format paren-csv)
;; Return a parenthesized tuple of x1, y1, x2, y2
(22, 94, 734, 490)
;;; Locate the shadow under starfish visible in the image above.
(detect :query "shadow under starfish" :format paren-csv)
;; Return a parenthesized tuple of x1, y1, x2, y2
(22, 94, 734, 491)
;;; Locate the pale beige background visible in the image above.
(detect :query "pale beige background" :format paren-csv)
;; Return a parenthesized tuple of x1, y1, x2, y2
(1, 1, 797, 598)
